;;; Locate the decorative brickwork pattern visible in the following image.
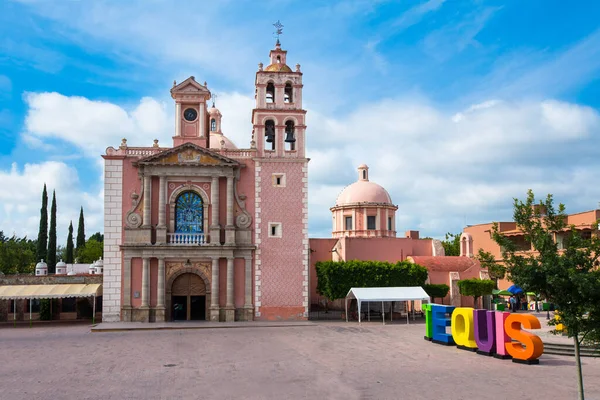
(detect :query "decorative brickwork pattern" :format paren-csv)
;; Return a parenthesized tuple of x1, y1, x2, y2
(256, 161, 307, 318)
(102, 159, 123, 321)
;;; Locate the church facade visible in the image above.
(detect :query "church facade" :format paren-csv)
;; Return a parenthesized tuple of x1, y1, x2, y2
(102, 41, 308, 322)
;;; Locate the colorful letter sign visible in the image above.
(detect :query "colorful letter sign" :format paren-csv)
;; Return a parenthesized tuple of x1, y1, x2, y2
(424, 306, 544, 364)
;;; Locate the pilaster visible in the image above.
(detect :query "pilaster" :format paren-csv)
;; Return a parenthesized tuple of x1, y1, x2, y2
(225, 257, 235, 322)
(156, 175, 167, 244)
(156, 257, 166, 322)
(225, 175, 236, 245)
(210, 176, 221, 245)
(210, 257, 220, 321)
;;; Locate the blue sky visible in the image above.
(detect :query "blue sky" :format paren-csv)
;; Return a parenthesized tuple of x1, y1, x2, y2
(1, 0, 600, 243)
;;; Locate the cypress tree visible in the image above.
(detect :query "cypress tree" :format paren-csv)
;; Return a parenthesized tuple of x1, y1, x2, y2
(47, 190, 57, 273)
(66, 221, 74, 264)
(76, 207, 85, 257)
(36, 184, 48, 263)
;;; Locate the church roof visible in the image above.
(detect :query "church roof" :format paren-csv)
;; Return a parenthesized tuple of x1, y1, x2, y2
(135, 142, 239, 166)
(408, 256, 481, 272)
(264, 63, 293, 72)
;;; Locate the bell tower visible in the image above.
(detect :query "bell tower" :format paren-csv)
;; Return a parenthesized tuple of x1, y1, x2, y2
(252, 37, 310, 320)
(252, 41, 306, 157)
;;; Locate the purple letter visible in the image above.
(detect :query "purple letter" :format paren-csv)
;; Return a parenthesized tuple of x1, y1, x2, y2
(474, 310, 496, 353)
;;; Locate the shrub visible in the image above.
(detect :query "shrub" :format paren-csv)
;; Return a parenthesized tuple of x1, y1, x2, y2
(457, 278, 495, 308)
(423, 284, 450, 304)
(315, 260, 428, 301)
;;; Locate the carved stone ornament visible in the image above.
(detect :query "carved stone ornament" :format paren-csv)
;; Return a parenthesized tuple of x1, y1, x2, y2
(232, 171, 252, 229)
(125, 183, 143, 229)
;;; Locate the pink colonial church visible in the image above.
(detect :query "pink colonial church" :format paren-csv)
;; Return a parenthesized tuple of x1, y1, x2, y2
(102, 41, 308, 322)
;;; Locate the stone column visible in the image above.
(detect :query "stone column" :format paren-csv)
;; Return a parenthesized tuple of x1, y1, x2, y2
(210, 257, 220, 321)
(199, 102, 206, 137)
(225, 175, 236, 245)
(175, 103, 181, 136)
(156, 175, 167, 244)
(156, 257, 165, 322)
(122, 257, 132, 321)
(210, 176, 220, 245)
(142, 174, 152, 227)
(225, 257, 235, 322)
(140, 257, 150, 322)
(243, 257, 253, 321)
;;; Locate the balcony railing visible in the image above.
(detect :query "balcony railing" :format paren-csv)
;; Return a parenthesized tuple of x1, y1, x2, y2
(167, 233, 208, 245)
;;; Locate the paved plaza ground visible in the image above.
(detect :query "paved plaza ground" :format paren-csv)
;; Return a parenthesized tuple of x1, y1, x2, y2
(1, 321, 599, 400)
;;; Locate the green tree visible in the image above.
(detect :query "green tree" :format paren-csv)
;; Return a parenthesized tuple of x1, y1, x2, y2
(36, 184, 48, 263)
(66, 221, 74, 263)
(89, 232, 104, 242)
(457, 278, 495, 309)
(0, 233, 36, 275)
(475, 249, 506, 289)
(423, 284, 450, 304)
(77, 238, 103, 264)
(47, 190, 57, 273)
(76, 207, 85, 257)
(441, 232, 461, 256)
(492, 190, 600, 400)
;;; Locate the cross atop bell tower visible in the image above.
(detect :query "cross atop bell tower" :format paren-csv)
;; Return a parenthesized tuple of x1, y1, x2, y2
(252, 38, 306, 158)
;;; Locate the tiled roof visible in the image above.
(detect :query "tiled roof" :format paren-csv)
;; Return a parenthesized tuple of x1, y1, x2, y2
(409, 256, 481, 272)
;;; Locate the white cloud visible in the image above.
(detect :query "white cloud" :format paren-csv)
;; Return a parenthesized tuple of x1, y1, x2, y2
(24, 92, 171, 155)
(0, 162, 102, 244)
(18, 90, 600, 241)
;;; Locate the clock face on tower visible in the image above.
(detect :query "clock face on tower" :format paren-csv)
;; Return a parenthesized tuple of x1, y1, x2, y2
(183, 108, 198, 122)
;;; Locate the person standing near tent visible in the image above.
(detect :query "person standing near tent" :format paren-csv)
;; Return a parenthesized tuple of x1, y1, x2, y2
(509, 296, 517, 312)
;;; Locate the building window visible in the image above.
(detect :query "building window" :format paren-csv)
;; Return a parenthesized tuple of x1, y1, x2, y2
(284, 83, 293, 103)
(345, 216, 352, 230)
(272, 173, 286, 187)
(266, 82, 275, 103)
(210, 118, 216, 131)
(61, 298, 77, 313)
(284, 120, 296, 151)
(175, 191, 204, 233)
(388, 217, 392, 231)
(26, 299, 41, 313)
(269, 222, 282, 238)
(367, 216, 376, 230)
(265, 120, 275, 151)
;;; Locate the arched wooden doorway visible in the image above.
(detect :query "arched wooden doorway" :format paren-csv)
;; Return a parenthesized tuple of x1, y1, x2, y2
(171, 273, 207, 321)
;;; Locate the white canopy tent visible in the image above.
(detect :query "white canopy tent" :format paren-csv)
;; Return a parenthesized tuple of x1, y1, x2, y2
(345, 287, 430, 325)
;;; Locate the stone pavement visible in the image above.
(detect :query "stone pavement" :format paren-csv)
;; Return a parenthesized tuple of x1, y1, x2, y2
(1, 321, 599, 400)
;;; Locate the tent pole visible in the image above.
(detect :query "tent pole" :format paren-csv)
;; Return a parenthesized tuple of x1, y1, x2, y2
(93, 295, 96, 325)
(406, 302, 409, 325)
(358, 301, 361, 324)
(13, 299, 16, 328)
(390, 302, 392, 322)
(368, 303, 370, 322)
(345, 298, 348, 322)
(382, 301, 384, 325)
(29, 299, 32, 328)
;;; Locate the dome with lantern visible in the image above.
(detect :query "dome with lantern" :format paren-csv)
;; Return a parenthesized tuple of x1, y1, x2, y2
(335, 164, 393, 206)
(207, 104, 238, 150)
(331, 164, 398, 239)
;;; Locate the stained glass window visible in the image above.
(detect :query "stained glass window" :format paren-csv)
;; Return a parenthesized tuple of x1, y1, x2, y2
(175, 192, 204, 233)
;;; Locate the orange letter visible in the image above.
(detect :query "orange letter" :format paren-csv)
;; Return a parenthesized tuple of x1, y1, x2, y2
(504, 314, 544, 363)
(451, 307, 477, 349)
